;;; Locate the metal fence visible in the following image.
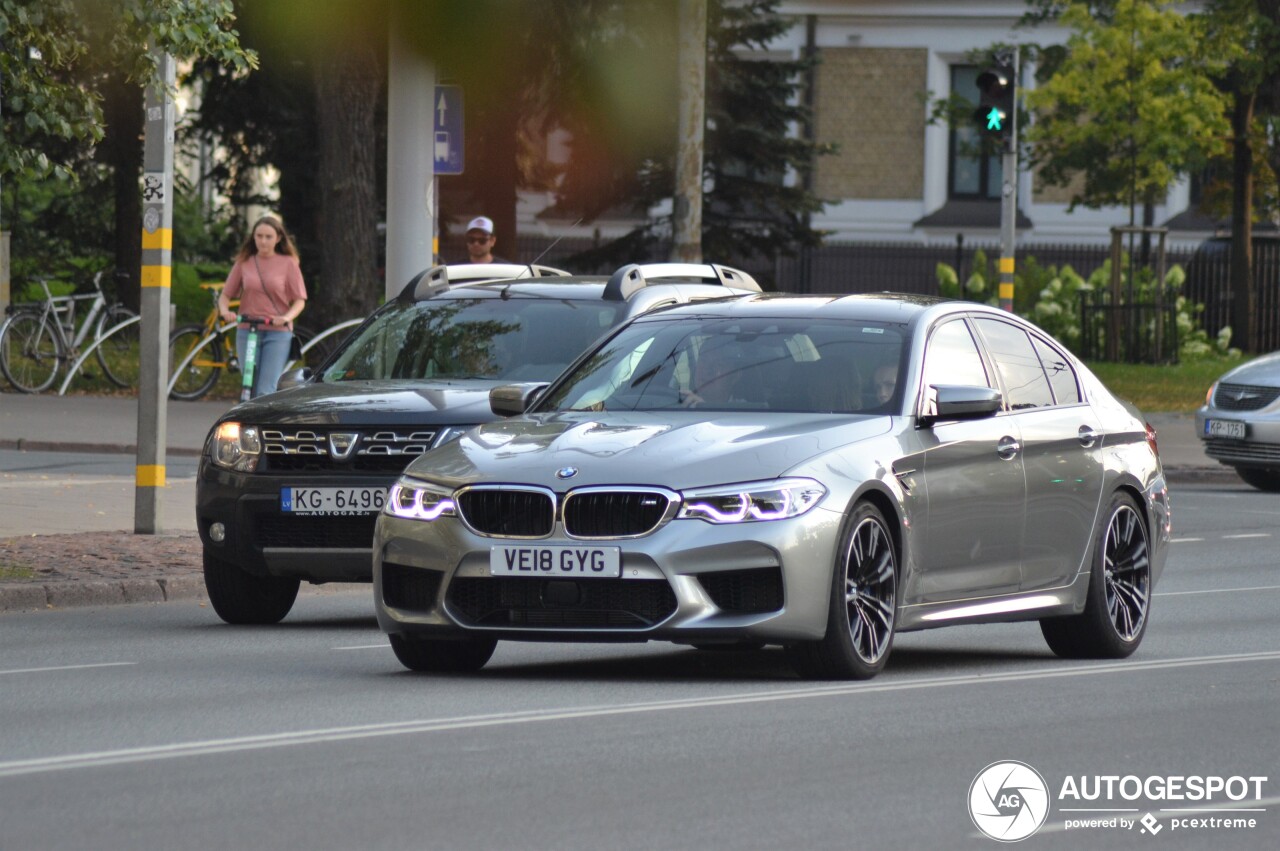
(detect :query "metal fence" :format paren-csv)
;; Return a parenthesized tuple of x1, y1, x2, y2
(1076, 291, 1181, 364)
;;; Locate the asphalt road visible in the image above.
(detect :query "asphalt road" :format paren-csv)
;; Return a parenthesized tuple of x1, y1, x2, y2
(0, 482, 1276, 850)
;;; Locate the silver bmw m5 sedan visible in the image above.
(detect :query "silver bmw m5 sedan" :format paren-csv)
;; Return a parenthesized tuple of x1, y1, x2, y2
(373, 293, 1171, 680)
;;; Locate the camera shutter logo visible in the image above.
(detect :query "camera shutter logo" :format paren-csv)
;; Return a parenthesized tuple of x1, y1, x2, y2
(969, 761, 1050, 842)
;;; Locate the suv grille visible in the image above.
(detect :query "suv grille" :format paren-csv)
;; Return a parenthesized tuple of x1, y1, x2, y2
(256, 514, 377, 549)
(562, 489, 674, 538)
(697, 567, 784, 614)
(456, 488, 555, 537)
(260, 428, 437, 473)
(1213, 383, 1280, 412)
(447, 577, 677, 628)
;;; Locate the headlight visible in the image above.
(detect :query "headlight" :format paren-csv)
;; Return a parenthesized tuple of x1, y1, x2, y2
(1205, 382, 1217, 407)
(385, 479, 457, 521)
(210, 422, 261, 472)
(678, 478, 827, 523)
(433, 425, 475, 447)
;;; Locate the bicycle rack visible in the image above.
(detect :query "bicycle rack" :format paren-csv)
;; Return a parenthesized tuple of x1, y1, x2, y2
(165, 321, 238, 398)
(56, 313, 142, 396)
(282, 318, 363, 372)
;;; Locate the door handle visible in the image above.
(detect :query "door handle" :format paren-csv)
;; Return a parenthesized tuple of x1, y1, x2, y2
(1078, 425, 1099, 448)
(996, 435, 1021, 460)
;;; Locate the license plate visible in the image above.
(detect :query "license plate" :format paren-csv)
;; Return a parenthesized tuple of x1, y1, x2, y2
(1204, 419, 1246, 439)
(281, 486, 386, 515)
(490, 546, 622, 578)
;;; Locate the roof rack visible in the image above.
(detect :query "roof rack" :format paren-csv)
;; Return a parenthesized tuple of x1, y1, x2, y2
(396, 263, 571, 303)
(601, 262, 762, 301)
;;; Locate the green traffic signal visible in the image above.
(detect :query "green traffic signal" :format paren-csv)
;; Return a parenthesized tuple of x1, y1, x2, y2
(985, 107, 1005, 132)
(975, 64, 1015, 140)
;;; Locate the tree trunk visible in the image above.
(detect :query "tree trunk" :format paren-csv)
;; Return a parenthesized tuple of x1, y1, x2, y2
(1229, 90, 1256, 353)
(100, 72, 143, 313)
(310, 45, 381, 329)
(477, 100, 520, 263)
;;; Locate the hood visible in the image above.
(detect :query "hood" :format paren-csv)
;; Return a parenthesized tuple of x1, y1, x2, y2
(1218, 351, 1280, 387)
(402, 411, 893, 491)
(214, 379, 507, 427)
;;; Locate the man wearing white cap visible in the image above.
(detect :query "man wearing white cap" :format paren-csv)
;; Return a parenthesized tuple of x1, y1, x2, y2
(464, 216, 505, 264)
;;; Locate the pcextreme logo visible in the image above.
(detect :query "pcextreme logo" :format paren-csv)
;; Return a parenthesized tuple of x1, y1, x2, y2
(970, 762, 1270, 842)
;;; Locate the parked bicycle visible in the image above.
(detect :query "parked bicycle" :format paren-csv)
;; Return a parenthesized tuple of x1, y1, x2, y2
(168, 283, 338, 401)
(0, 271, 140, 393)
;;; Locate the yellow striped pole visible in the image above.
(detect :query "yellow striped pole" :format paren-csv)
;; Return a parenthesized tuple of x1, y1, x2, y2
(135, 50, 175, 534)
(999, 255, 1015, 313)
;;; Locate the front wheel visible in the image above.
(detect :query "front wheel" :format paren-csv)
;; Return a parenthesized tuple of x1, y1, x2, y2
(203, 549, 300, 625)
(787, 501, 898, 680)
(95, 306, 141, 388)
(1235, 467, 1280, 492)
(389, 633, 497, 673)
(169, 324, 223, 400)
(1041, 491, 1151, 659)
(0, 312, 61, 393)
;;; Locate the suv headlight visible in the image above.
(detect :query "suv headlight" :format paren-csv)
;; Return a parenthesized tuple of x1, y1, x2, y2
(210, 422, 261, 472)
(677, 478, 827, 523)
(386, 479, 457, 521)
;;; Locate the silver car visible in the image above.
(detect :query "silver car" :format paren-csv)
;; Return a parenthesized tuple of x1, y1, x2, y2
(1195, 352, 1280, 490)
(373, 294, 1171, 679)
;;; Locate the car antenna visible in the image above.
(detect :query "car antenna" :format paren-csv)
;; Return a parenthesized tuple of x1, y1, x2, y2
(528, 217, 584, 271)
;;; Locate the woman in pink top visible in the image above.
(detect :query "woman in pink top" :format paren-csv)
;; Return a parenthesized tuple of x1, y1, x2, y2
(216, 215, 309, 398)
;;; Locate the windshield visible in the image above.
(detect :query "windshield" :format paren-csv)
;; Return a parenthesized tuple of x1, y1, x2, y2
(321, 297, 624, 382)
(539, 317, 907, 414)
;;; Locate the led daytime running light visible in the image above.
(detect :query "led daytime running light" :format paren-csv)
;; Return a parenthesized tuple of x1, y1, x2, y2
(387, 483, 456, 521)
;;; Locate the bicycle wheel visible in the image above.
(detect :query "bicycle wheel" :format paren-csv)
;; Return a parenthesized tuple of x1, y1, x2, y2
(291, 324, 338, 370)
(95, 305, 141, 388)
(169, 323, 224, 401)
(0, 311, 61, 393)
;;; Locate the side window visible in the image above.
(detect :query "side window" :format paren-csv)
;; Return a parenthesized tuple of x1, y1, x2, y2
(974, 318, 1055, 409)
(922, 319, 991, 394)
(1030, 335, 1081, 404)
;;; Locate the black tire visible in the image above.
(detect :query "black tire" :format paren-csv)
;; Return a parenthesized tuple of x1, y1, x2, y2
(0, 312, 60, 393)
(169, 324, 223, 400)
(1041, 491, 1151, 659)
(389, 633, 497, 673)
(203, 548, 300, 625)
(1235, 467, 1280, 492)
(787, 500, 898, 680)
(95, 306, 141, 388)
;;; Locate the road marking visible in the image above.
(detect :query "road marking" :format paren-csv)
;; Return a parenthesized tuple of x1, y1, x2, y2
(1156, 584, 1280, 598)
(0, 662, 135, 677)
(332, 644, 390, 651)
(0, 650, 1275, 779)
(1170, 537, 1204, 542)
(1223, 533, 1271, 539)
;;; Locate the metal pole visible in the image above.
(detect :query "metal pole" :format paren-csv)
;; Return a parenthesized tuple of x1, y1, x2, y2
(671, 0, 707, 263)
(998, 47, 1019, 313)
(136, 50, 175, 534)
(385, 1, 435, 301)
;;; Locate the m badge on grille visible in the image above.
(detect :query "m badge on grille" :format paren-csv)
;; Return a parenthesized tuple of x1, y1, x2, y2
(328, 432, 360, 461)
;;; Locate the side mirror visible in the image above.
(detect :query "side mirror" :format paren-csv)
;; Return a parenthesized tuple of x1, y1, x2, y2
(275, 367, 312, 392)
(489, 382, 549, 417)
(919, 384, 1002, 427)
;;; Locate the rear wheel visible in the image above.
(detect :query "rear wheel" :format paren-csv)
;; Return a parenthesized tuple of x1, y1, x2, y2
(0, 312, 60, 393)
(389, 633, 497, 673)
(1235, 467, 1280, 492)
(169, 324, 223, 400)
(787, 501, 898, 680)
(1041, 491, 1151, 658)
(203, 548, 300, 625)
(95, 306, 141, 388)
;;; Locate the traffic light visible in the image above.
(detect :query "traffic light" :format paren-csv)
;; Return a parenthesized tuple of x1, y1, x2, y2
(974, 64, 1015, 141)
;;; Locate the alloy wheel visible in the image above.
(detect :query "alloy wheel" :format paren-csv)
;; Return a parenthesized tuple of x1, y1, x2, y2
(844, 515, 897, 664)
(1103, 503, 1150, 642)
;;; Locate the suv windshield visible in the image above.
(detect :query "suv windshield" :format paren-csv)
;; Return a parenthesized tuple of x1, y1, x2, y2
(539, 317, 906, 413)
(322, 297, 624, 382)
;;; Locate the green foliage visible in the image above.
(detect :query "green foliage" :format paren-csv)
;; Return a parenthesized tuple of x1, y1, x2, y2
(0, 0, 256, 184)
(935, 251, 1234, 361)
(1023, 0, 1234, 213)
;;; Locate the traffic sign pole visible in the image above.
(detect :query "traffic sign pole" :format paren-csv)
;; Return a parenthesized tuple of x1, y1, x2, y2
(998, 46, 1019, 313)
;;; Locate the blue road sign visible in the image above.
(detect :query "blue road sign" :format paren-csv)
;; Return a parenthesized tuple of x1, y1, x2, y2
(433, 85, 464, 175)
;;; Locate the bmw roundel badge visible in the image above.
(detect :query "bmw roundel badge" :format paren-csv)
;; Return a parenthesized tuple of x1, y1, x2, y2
(556, 467, 578, 479)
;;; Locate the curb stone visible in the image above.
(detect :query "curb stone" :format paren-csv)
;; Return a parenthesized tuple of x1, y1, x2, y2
(0, 577, 208, 613)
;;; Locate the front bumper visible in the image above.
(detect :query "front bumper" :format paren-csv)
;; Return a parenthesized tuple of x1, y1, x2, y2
(373, 506, 847, 644)
(1195, 406, 1280, 469)
(196, 457, 394, 582)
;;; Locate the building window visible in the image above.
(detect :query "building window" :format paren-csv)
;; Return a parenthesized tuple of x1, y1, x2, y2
(949, 66, 1003, 200)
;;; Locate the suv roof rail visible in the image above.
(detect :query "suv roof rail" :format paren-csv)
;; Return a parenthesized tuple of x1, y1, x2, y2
(602, 262, 762, 301)
(396, 262, 572, 303)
